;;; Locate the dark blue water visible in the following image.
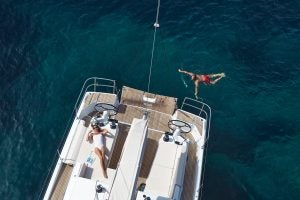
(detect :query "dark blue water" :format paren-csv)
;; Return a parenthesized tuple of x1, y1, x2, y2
(0, 0, 299, 199)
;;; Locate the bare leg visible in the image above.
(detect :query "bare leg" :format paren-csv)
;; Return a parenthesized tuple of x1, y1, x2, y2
(95, 147, 108, 178)
(208, 73, 225, 78)
(194, 81, 199, 97)
(210, 76, 224, 85)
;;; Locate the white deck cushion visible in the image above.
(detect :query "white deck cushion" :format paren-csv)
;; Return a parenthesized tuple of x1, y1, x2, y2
(109, 118, 148, 200)
(144, 140, 178, 196)
(63, 177, 96, 200)
(170, 143, 188, 198)
(145, 138, 188, 198)
(64, 120, 87, 165)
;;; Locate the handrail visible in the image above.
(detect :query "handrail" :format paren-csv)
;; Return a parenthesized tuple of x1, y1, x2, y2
(38, 77, 117, 200)
(180, 97, 211, 143)
(74, 77, 117, 113)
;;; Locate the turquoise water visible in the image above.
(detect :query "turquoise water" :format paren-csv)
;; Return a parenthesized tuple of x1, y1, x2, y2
(0, 0, 299, 199)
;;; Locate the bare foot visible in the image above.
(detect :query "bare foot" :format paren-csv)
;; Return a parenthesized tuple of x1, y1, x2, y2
(103, 170, 108, 179)
(221, 73, 226, 77)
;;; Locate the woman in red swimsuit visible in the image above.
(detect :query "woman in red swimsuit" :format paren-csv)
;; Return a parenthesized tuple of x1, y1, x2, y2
(178, 69, 225, 98)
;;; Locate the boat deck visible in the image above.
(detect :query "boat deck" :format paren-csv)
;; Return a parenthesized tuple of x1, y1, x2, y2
(47, 86, 204, 200)
(118, 87, 203, 200)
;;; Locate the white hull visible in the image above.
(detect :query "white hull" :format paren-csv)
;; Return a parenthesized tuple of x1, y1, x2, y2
(41, 78, 211, 200)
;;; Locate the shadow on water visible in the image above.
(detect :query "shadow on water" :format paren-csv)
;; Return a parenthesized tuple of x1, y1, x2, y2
(208, 111, 298, 166)
(203, 156, 258, 200)
(209, 129, 257, 165)
(252, 117, 297, 143)
(229, 36, 298, 86)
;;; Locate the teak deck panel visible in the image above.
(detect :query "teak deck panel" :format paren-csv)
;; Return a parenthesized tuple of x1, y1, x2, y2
(83, 92, 117, 109)
(182, 134, 198, 200)
(116, 105, 171, 132)
(108, 123, 130, 169)
(49, 164, 73, 200)
(139, 130, 163, 179)
(120, 86, 177, 115)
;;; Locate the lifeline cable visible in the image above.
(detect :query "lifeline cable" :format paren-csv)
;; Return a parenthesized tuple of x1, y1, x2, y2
(147, 0, 161, 93)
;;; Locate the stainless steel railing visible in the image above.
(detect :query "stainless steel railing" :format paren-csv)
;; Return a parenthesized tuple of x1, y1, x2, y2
(180, 97, 211, 143)
(74, 77, 117, 113)
(38, 77, 117, 200)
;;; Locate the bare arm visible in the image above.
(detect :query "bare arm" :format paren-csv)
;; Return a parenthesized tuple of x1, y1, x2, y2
(101, 129, 108, 135)
(86, 130, 93, 141)
(178, 69, 194, 77)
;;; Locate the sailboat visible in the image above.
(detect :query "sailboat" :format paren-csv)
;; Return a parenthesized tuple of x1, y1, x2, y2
(40, 1, 211, 200)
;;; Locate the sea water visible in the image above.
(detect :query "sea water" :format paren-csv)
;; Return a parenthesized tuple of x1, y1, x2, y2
(0, 0, 299, 199)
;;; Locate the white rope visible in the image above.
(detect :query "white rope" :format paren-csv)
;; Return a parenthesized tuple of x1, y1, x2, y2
(147, 0, 161, 93)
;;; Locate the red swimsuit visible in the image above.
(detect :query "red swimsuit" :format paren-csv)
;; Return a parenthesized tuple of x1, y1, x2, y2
(202, 75, 211, 84)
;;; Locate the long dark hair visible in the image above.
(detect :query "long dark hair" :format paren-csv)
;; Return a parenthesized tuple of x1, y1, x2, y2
(92, 124, 100, 130)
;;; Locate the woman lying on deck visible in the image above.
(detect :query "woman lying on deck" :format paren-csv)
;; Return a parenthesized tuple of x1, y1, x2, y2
(86, 124, 109, 178)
